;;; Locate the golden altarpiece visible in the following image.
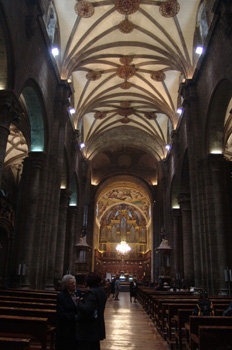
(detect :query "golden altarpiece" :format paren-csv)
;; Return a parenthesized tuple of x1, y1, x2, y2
(95, 204, 151, 281)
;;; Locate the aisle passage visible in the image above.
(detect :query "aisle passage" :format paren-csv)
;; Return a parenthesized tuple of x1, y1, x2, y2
(101, 292, 170, 350)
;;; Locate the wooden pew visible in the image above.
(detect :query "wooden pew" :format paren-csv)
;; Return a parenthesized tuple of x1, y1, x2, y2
(185, 316, 232, 350)
(0, 337, 30, 350)
(0, 306, 56, 327)
(198, 325, 232, 350)
(0, 315, 50, 350)
(174, 309, 193, 350)
(0, 300, 56, 310)
(0, 290, 57, 300)
(0, 295, 56, 304)
(165, 303, 228, 348)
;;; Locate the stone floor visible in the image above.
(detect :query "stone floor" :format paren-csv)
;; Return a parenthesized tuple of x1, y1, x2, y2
(101, 292, 170, 350)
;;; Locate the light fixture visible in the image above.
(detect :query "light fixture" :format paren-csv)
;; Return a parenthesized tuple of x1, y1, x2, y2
(69, 108, 75, 115)
(116, 240, 131, 254)
(195, 46, 204, 55)
(177, 108, 183, 115)
(80, 143, 86, 149)
(51, 47, 59, 57)
(165, 144, 171, 151)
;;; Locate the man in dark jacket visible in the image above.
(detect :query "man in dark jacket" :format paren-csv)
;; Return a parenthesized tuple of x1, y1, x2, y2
(56, 274, 79, 350)
(76, 272, 107, 350)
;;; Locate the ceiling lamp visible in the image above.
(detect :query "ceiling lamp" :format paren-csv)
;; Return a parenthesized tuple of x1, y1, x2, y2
(120, 81, 132, 89)
(116, 240, 131, 254)
(74, 1, 95, 18)
(86, 70, 102, 81)
(119, 19, 134, 34)
(94, 111, 107, 119)
(115, 0, 140, 15)
(151, 70, 166, 82)
(159, 0, 180, 18)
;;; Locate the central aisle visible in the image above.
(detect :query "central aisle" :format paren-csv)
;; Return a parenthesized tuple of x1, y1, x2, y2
(101, 292, 170, 350)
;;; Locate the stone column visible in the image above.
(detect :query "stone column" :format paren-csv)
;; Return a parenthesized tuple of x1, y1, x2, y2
(172, 209, 182, 277)
(67, 206, 78, 274)
(178, 193, 194, 286)
(0, 93, 21, 186)
(21, 151, 46, 288)
(54, 189, 72, 280)
(207, 154, 230, 294)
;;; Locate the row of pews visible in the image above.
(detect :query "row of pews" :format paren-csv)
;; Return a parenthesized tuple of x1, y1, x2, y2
(137, 286, 232, 350)
(0, 288, 58, 350)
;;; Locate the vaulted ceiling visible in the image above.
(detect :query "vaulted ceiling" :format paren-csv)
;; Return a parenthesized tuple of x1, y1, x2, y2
(53, 0, 201, 185)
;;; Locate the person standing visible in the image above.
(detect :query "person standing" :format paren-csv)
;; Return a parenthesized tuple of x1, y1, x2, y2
(114, 276, 121, 300)
(129, 277, 137, 303)
(56, 274, 78, 350)
(76, 272, 107, 350)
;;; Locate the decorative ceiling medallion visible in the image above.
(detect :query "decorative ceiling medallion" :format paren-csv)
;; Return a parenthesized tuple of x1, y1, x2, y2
(120, 81, 132, 89)
(150, 70, 166, 82)
(86, 70, 102, 81)
(145, 112, 157, 120)
(120, 56, 133, 65)
(115, 0, 140, 15)
(94, 111, 107, 119)
(118, 108, 134, 116)
(120, 101, 131, 108)
(120, 117, 131, 124)
(74, 1, 95, 18)
(119, 19, 134, 34)
(159, 0, 180, 18)
(117, 65, 136, 79)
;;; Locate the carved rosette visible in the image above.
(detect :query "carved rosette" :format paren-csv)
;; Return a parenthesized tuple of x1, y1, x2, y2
(118, 108, 134, 116)
(145, 112, 157, 120)
(86, 70, 102, 81)
(115, 0, 140, 15)
(151, 70, 166, 82)
(94, 111, 107, 119)
(117, 65, 136, 79)
(159, 0, 180, 18)
(119, 19, 134, 34)
(74, 1, 95, 18)
(120, 56, 133, 65)
(120, 81, 132, 89)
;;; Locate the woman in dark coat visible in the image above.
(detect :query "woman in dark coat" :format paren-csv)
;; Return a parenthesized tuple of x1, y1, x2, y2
(76, 272, 107, 350)
(56, 274, 78, 350)
(129, 277, 138, 303)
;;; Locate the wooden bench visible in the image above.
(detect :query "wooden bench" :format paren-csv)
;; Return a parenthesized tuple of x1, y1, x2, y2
(0, 315, 51, 350)
(0, 300, 56, 310)
(185, 316, 232, 350)
(0, 295, 57, 304)
(198, 325, 232, 350)
(0, 337, 30, 350)
(0, 306, 56, 327)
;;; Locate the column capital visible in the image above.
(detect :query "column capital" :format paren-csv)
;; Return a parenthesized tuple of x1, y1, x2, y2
(28, 151, 46, 168)
(172, 208, 181, 217)
(0, 90, 22, 129)
(207, 153, 226, 171)
(178, 193, 191, 209)
(60, 188, 72, 206)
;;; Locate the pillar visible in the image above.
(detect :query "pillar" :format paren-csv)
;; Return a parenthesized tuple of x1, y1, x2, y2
(178, 193, 194, 286)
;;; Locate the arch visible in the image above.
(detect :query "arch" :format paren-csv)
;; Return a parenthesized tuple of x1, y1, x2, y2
(206, 79, 232, 155)
(69, 173, 78, 206)
(21, 82, 45, 152)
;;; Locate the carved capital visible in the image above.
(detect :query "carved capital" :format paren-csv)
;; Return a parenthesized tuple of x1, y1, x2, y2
(60, 188, 73, 206)
(0, 92, 22, 129)
(28, 151, 46, 168)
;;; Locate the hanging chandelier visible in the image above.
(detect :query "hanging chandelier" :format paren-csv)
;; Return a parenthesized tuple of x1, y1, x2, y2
(116, 240, 131, 254)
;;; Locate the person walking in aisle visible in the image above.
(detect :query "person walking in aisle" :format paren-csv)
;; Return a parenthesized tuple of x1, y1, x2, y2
(114, 276, 120, 300)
